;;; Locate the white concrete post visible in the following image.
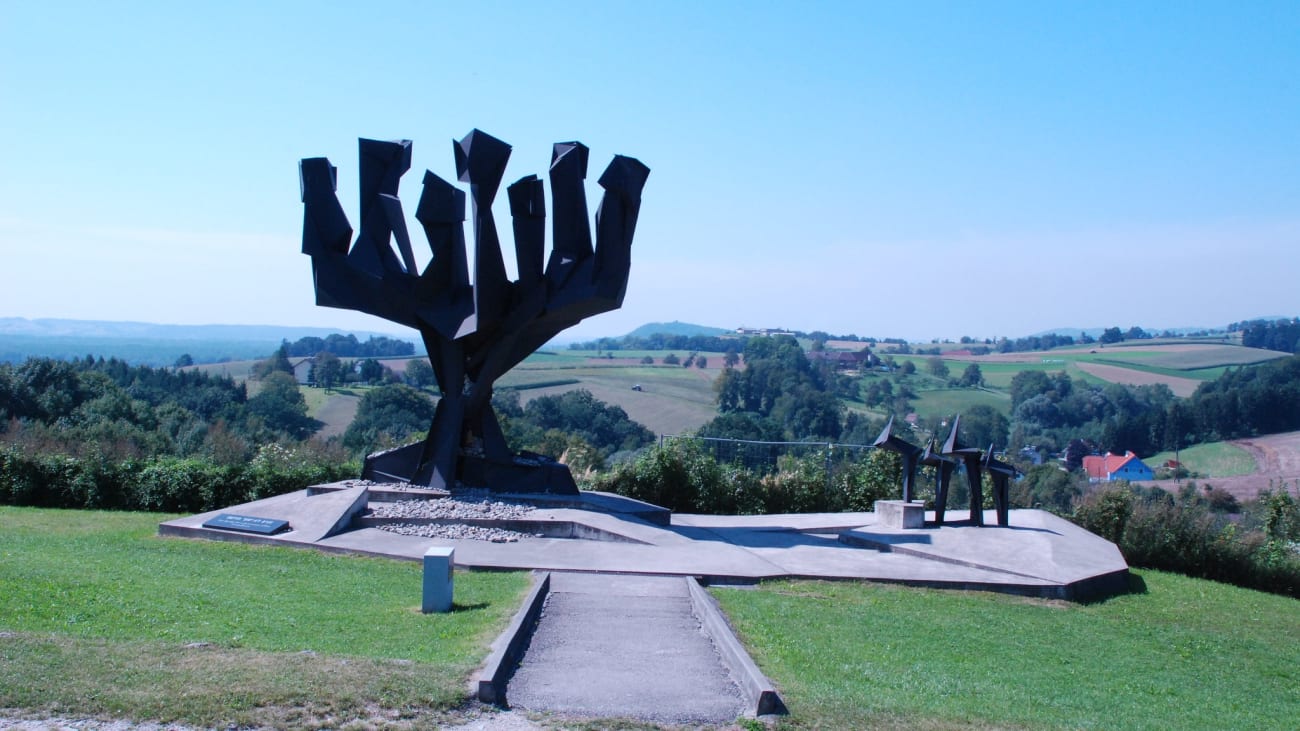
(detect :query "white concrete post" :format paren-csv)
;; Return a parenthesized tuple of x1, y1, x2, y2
(422, 546, 455, 613)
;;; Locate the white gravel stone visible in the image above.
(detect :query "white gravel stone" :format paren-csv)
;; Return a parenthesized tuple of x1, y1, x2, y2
(377, 522, 535, 543)
(369, 496, 535, 521)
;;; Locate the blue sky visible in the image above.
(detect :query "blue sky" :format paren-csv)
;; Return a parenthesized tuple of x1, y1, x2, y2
(2, 1, 1297, 342)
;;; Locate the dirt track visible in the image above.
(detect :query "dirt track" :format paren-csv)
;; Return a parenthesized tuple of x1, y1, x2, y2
(1138, 431, 1300, 500)
(1073, 362, 1202, 397)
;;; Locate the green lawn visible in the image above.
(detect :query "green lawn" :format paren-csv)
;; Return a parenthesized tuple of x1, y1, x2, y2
(715, 572, 1300, 730)
(1145, 440, 1258, 478)
(909, 388, 1011, 420)
(0, 507, 529, 729)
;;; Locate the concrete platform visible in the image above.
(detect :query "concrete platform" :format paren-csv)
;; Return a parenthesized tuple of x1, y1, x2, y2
(158, 486, 1129, 601)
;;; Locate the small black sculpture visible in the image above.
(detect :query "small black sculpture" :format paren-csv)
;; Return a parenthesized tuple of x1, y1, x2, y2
(300, 130, 648, 493)
(983, 446, 1016, 527)
(873, 416, 921, 502)
(919, 439, 957, 525)
(941, 415, 987, 526)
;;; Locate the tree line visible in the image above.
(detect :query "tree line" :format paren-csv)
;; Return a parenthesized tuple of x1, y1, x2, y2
(282, 333, 414, 358)
(1232, 317, 1300, 354)
(1008, 354, 1300, 461)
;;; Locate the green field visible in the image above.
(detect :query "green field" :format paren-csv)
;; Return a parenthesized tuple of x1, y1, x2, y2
(1144, 440, 1258, 478)
(909, 388, 1010, 421)
(0, 507, 529, 729)
(716, 573, 1300, 730)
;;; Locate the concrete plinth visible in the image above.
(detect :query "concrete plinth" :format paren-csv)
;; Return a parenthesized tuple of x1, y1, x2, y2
(423, 546, 454, 613)
(875, 500, 925, 529)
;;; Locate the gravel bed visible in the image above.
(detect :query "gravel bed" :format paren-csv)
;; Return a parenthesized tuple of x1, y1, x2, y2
(369, 495, 539, 543)
(376, 522, 536, 543)
(369, 496, 536, 521)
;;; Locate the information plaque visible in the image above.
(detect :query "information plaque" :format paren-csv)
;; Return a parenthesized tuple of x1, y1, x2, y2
(202, 514, 290, 535)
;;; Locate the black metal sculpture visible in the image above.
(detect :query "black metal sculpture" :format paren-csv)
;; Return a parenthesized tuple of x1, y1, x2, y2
(940, 415, 987, 526)
(300, 130, 648, 493)
(983, 446, 1016, 527)
(919, 439, 957, 525)
(873, 416, 921, 502)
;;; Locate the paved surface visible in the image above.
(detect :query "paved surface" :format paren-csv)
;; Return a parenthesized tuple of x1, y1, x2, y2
(159, 488, 1130, 599)
(504, 573, 746, 724)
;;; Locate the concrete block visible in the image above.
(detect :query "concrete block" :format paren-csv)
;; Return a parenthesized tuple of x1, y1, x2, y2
(875, 500, 925, 529)
(423, 546, 454, 613)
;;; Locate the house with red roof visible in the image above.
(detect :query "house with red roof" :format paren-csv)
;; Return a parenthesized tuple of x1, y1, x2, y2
(1082, 451, 1154, 483)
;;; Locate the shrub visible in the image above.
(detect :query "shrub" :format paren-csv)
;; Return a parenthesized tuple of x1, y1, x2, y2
(0, 446, 357, 513)
(593, 441, 723, 513)
(1071, 483, 1300, 598)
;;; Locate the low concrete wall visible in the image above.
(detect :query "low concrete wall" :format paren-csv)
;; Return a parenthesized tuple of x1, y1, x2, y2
(475, 571, 551, 705)
(688, 579, 786, 717)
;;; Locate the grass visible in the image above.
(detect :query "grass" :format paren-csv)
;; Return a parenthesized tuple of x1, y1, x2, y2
(908, 388, 1010, 421)
(714, 572, 1300, 730)
(0, 507, 530, 729)
(1144, 440, 1258, 478)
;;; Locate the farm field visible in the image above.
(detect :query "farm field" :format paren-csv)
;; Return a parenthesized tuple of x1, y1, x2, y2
(188, 340, 1289, 443)
(932, 342, 1284, 397)
(1137, 430, 1300, 500)
(1144, 440, 1257, 478)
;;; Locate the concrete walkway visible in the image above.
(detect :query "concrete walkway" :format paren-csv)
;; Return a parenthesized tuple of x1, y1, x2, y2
(503, 573, 747, 725)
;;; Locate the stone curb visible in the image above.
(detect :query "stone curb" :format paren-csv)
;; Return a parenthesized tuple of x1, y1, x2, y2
(474, 571, 551, 705)
(687, 578, 787, 717)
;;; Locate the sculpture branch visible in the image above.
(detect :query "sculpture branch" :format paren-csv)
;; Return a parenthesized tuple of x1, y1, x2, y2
(300, 129, 648, 492)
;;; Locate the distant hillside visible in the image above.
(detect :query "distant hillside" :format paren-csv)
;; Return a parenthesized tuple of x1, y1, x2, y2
(0, 318, 418, 367)
(623, 321, 730, 339)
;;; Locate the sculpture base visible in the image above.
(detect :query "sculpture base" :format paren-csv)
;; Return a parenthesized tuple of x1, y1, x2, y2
(875, 500, 926, 530)
(362, 442, 579, 495)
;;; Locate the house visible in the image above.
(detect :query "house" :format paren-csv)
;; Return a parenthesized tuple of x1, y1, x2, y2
(1082, 451, 1154, 482)
(290, 357, 315, 384)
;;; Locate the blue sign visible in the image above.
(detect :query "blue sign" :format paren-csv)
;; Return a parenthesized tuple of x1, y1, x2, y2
(202, 513, 290, 535)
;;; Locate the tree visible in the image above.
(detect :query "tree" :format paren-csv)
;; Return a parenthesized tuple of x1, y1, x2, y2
(695, 356, 708, 369)
(662, 353, 680, 365)
(926, 356, 949, 379)
(404, 359, 436, 390)
(958, 404, 1010, 450)
(252, 343, 294, 380)
(640, 355, 654, 365)
(358, 358, 385, 384)
(313, 351, 343, 391)
(958, 363, 983, 388)
(246, 371, 315, 439)
(1099, 327, 1124, 344)
(174, 354, 194, 368)
(899, 360, 916, 375)
(343, 384, 437, 453)
(1009, 370, 1054, 410)
(724, 350, 740, 369)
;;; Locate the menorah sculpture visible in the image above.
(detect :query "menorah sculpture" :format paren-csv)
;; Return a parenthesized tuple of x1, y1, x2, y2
(299, 130, 649, 493)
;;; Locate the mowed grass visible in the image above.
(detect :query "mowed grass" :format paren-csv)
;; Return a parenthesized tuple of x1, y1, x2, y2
(715, 573, 1300, 730)
(908, 388, 1011, 421)
(507, 362, 721, 436)
(0, 507, 530, 729)
(1145, 440, 1258, 478)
